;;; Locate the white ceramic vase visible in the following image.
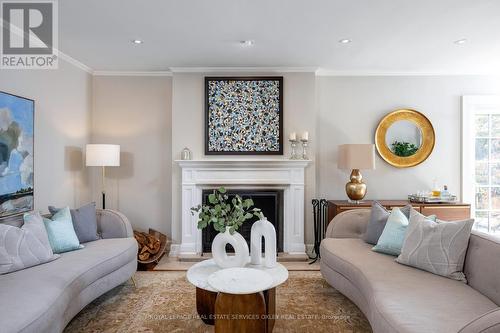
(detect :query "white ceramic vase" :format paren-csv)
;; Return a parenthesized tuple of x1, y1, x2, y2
(211, 227, 249, 268)
(250, 218, 277, 268)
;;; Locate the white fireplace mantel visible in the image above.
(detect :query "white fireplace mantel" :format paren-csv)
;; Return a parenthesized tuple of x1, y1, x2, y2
(176, 159, 311, 256)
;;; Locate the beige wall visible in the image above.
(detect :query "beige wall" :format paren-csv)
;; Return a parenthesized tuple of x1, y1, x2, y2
(171, 72, 317, 247)
(89, 74, 500, 248)
(7, 65, 495, 249)
(91, 76, 172, 235)
(0, 60, 92, 213)
(317, 75, 500, 201)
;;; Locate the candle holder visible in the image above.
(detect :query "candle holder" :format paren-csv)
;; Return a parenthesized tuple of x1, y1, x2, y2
(289, 140, 299, 159)
(301, 139, 309, 160)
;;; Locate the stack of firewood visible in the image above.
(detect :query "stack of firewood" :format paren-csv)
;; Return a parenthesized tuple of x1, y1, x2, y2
(134, 230, 163, 262)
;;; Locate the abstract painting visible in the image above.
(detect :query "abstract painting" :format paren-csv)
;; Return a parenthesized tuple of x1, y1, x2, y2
(0, 91, 34, 219)
(205, 77, 283, 155)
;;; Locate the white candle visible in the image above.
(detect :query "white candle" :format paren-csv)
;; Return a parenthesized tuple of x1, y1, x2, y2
(289, 132, 297, 141)
(301, 131, 309, 141)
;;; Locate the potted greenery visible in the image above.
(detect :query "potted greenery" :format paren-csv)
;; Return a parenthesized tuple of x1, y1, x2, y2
(190, 187, 263, 268)
(391, 141, 419, 157)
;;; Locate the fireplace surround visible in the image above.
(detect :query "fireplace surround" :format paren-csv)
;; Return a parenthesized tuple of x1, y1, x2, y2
(175, 159, 310, 256)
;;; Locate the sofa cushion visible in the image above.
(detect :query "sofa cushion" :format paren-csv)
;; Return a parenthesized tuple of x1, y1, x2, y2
(372, 208, 409, 256)
(43, 207, 82, 253)
(0, 212, 59, 274)
(49, 203, 99, 243)
(320, 238, 497, 333)
(0, 238, 137, 333)
(396, 211, 474, 282)
(364, 201, 411, 245)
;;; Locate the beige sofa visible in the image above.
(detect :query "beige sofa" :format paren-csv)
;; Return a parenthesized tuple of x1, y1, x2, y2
(320, 209, 500, 333)
(0, 209, 137, 333)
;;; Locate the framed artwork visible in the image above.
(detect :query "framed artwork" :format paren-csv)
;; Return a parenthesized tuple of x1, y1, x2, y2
(205, 77, 283, 155)
(0, 91, 34, 220)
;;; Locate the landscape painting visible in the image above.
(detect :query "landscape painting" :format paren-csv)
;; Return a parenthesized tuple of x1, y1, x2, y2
(0, 92, 34, 219)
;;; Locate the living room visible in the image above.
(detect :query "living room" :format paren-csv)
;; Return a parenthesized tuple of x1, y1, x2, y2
(1, 1, 500, 332)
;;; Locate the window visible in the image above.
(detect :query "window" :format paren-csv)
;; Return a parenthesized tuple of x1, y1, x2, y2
(463, 96, 500, 234)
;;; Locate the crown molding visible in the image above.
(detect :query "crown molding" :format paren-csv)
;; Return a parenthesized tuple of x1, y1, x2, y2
(38, 51, 500, 78)
(169, 66, 318, 73)
(315, 69, 500, 76)
(57, 51, 93, 74)
(92, 70, 173, 77)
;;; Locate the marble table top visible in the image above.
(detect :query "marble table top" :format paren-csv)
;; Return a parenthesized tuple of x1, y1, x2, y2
(208, 268, 274, 294)
(187, 258, 289, 292)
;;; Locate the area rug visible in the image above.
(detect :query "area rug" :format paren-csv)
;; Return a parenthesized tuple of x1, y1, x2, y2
(65, 271, 372, 333)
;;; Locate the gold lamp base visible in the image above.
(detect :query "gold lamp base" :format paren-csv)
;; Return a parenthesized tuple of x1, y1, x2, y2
(345, 169, 367, 203)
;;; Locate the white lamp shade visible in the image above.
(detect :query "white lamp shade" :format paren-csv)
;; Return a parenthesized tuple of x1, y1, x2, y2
(338, 144, 375, 170)
(85, 144, 120, 167)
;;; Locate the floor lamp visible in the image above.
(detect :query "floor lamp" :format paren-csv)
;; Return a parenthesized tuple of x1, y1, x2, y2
(86, 144, 120, 209)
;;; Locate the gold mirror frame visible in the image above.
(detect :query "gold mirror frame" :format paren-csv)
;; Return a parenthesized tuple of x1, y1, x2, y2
(375, 109, 435, 168)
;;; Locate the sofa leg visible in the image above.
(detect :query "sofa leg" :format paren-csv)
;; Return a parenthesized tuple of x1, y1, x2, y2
(130, 276, 137, 288)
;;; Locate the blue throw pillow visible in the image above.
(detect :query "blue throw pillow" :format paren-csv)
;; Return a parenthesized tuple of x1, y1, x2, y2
(363, 201, 412, 245)
(48, 202, 98, 243)
(373, 208, 435, 256)
(372, 208, 409, 256)
(43, 207, 83, 253)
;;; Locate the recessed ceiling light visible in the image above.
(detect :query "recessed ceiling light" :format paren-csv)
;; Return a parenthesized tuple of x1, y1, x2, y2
(132, 39, 143, 44)
(240, 40, 255, 47)
(454, 39, 468, 45)
(339, 39, 352, 44)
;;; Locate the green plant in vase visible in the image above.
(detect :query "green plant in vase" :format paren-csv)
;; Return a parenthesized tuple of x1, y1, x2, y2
(190, 187, 263, 234)
(391, 141, 419, 157)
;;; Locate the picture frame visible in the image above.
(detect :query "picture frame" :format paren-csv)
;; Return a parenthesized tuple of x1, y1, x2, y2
(0, 91, 34, 220)
(205, 76, 283, 155)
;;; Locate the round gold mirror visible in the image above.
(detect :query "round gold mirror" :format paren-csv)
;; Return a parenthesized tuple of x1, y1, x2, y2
(375, 109, 435, 168)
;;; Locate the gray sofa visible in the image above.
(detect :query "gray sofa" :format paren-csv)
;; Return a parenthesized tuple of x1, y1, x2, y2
(0, 209, 138, 333)
(320, 209, 500, 333)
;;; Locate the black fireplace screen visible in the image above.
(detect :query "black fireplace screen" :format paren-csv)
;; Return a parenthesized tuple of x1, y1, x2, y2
(201, 189, 284, 253)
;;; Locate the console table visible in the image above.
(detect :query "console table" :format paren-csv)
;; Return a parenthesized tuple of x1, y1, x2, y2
(328, 200, 471, 224)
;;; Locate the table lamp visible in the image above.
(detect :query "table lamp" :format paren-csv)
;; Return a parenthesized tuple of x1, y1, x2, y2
(86, 144, 120, 209)
(338, 144, 375, 203)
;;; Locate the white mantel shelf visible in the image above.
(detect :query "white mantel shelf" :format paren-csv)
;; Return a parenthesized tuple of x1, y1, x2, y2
(176, 159, 311, 256)
(175, 159, 311, 168)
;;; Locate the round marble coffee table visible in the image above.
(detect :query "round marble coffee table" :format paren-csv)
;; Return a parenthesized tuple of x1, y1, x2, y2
(187, 259, 288, 333)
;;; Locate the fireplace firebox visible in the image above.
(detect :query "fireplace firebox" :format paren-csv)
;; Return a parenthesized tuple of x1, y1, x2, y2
(201, 189, 284, 253)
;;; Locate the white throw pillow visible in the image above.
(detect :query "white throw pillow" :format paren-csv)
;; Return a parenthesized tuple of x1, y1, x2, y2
(0, 212, 60, 274)
(396, 210, 474, 282)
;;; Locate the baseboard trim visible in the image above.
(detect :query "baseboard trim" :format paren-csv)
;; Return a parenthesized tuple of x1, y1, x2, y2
(170, 243, 315, 258)
(306, 243, 314, 256)
(169, 244, 180, 257)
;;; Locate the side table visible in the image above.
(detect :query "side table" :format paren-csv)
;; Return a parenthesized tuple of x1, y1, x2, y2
(187, 259, 288, 333)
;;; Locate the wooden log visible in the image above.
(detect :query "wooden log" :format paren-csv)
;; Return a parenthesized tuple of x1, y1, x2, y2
(134, 231, 161, 261)
(133, 229, 169, 264)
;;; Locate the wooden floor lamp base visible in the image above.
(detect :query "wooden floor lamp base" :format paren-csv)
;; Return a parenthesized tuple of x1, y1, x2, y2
(196, 287, 276, 333)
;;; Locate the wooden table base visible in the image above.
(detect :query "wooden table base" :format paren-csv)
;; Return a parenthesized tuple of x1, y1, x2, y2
(196, 287, 276, 333)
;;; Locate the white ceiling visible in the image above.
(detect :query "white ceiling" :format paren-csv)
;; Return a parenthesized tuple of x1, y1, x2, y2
(59, 0, 500, 73)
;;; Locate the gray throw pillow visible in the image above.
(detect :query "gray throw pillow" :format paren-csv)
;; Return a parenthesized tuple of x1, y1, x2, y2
(0, 212, 59, 274)
(396, 210, 474, 282)
(48, 202, 98, 243)
(363, 201, 411, 245)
